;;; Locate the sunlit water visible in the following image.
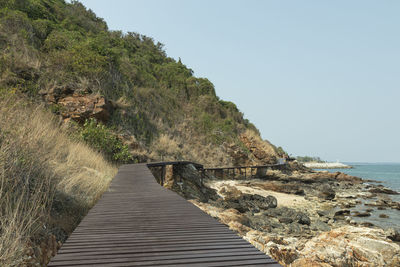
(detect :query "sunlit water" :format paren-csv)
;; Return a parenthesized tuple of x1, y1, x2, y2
(316, 163, 400, 231)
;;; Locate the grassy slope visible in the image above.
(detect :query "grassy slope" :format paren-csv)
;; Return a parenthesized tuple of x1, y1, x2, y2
(0, 1, 284, 265)
(0, 92, 117, 265)
(0, 0, 282, 167)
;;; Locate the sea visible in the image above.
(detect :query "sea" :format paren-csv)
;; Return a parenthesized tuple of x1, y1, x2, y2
(316, 163, 400, 232)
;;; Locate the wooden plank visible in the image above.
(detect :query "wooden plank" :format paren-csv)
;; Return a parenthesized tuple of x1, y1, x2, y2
(48, 163, 280, 266)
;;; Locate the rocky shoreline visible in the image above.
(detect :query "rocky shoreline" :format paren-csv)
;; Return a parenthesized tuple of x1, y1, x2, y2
(153, 163, 400, 266)
(303, 162, 353, 169)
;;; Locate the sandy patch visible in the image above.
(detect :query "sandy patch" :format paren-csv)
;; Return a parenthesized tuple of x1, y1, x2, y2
(208, 180, 309, 208)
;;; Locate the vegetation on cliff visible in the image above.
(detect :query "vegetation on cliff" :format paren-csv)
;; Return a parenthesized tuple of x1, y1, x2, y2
(0, 0, 282, 166)
(0, 0, 284, 265)
(296, 156, 325, 163)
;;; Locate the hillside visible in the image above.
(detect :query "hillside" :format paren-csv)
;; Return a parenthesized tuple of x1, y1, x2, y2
(0, 0, 284, 167)
(0, 0, 288, 265)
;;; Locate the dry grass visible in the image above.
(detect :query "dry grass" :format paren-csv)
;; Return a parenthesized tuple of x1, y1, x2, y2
(0, 93, 117, 266)
(150, 134, 182, 161)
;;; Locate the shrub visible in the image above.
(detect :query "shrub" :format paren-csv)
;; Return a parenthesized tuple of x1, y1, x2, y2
(80, 119, 132, 163)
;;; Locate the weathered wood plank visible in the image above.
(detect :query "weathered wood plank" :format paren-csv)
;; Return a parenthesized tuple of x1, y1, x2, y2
(48, 163, 280, 266)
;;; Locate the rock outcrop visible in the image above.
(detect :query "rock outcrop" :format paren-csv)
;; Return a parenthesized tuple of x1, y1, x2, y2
(58, 94, 112, 123)
(293, 226, 400, 267)
(165, 164, 400, 267)
(239, 130, 278, 164)
(39, 86, 113, 123)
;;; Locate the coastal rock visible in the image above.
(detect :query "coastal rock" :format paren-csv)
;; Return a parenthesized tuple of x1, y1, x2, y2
(317, 184, 335, 200)
(351, 211, 371, 217)
(248, 214, 281, 232)
(308, 171, 362, 184)
(219, 208, 250, 227)
(219, 185, 243, 200)
(311, 220, 331, 232)
(269, 245, 299, 265)
(334, 172, 362, 183)
(360, 222, 374, 227)
(263, 207, 311, 225)
(334, 209, 350, 219)
(220, 193, 278, 213)
(296, 226, 400, 266)
(385, 228, 400, 242)
(369, 187, 399, 195)
(292, 258, 332, 267)
(253, 181, 304, 195)
(279, 217, 293, 224)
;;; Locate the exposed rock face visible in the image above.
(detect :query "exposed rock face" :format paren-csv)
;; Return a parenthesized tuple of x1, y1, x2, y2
(224, 143, 251, 166)
(239, 131, 278, 164)
(39, 86, 113, 123)
(58, 94, 112, 123)
(293, 226, 400, 267)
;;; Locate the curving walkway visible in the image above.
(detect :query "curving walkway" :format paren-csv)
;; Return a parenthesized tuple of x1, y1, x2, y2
(49, 163, 280, 266)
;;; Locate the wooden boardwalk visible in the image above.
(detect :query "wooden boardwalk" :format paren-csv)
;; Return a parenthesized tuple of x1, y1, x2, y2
(49, 163, 280, 266)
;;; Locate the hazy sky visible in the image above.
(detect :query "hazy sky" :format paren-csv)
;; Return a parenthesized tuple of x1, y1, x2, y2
(79, 0, 400, 163)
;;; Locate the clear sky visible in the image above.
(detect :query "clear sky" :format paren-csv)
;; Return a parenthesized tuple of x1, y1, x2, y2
(78, 0, 400, 163)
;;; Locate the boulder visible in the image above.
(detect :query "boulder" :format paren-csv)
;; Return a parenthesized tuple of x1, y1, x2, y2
(311, 220, 331, 232)
(219, 193, 278, 213)
(296, 226, 400, 266)
(369, 187, 399, 195)
(385, 228, 400, 242)
(263, 207, 311, 225)
(296, 213, 311, 225)
(317, 184, 335, 200)
(334, 209, 350, 219)
(351, 211, 371, 217)
(269, 245, 299, 266)
(248, 214, 281, 232)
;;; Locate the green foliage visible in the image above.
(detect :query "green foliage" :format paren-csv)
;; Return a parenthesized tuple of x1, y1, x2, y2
(110, 109, 156, 145)
(195, 111, 237, 145)
(1, 0, 270, 164)
(296, 156, 325, 163)
(80, 119, 132, 163)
